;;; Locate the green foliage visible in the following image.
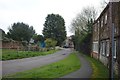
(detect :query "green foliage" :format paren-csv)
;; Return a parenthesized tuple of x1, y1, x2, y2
(2, 49, 58, 60)
(43, 14, 66, 46)
(45, 38, 57, 49)
(7, 22, 35, 42)
(72, 18, 93, 54)
(4, 52, 81, 78)
(70, 6, 97, 54)
(32, 34, 44, 43)
(0, 29, 6, 39)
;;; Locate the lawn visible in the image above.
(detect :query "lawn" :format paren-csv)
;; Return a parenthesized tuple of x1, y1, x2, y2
(4, 52, 81, 78)
(1, 49, 58, 61)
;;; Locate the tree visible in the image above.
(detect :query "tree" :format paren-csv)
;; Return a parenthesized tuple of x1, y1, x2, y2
(32, 34, 44, 43)
(71, 6, 97, 34)
(0, 28, 6, 39)
(45, 38, 57, 50)
(70, 6, 97, 55)
(7, 22, 35, 42)
(43, 14, 66, 46)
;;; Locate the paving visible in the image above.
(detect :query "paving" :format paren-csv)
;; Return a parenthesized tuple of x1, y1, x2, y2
(2, 49, 72, 76)
(61, 53, 93, 78)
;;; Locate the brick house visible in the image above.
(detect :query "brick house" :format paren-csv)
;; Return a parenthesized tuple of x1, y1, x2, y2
(91, 2, 120, 77)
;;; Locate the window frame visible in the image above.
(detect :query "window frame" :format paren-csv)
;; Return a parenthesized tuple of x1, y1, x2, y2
(93, 41, 99, 53)
(106, 40, 110, 57)
(114, 40, 117, 59)
(105, 13, 107, 24)
(101, 17, 103, 27)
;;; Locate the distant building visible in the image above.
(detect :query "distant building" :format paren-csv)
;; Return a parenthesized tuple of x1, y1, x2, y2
(63, 36, 74, 48)
(91, 2, 120, 76)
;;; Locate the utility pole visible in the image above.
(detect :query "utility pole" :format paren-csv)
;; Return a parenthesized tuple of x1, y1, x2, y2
(109, 1, 114, 79)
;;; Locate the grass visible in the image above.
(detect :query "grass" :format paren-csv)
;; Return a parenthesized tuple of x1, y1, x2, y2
(1, 49, 58, 61)
(4, 52, 81, 78)
(81, 53, 109, 78)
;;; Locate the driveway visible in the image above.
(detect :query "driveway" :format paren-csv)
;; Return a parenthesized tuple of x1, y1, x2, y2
(2, 49, 72, 76)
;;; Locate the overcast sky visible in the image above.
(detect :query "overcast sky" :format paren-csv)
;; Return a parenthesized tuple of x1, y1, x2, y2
(0, 0, 103, 36)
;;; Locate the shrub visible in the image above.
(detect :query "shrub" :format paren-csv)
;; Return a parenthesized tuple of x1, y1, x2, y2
(45, 38, 57, 49)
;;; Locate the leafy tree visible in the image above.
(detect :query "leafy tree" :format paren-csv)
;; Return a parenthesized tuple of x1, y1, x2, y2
(7, 22, 35, 42)
(32, 34, 44, 43)
(45, 38, 57, 49)
(0, 29, 6, 39)
(43, 14, 66, 46)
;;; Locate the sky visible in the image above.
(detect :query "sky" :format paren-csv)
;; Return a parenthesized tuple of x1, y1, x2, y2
(0, 0, 103, 36)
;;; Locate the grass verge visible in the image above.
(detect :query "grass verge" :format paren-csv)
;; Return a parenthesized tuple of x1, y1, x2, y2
(3, 52, 80, 78)
(82, 54, 109, 78)
(2, 49, 58, 61)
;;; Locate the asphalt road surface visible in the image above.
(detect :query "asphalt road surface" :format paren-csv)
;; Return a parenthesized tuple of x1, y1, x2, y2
(2, 49, 72, 76)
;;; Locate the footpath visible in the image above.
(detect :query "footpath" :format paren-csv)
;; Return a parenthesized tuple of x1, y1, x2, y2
(61, 53, 93, 78)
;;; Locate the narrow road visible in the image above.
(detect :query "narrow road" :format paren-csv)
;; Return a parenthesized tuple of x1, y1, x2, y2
(61, 53, 93, 78)
(2, 49, 72, 76)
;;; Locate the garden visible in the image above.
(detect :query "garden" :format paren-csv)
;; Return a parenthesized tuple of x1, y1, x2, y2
(1, 49, 58, 61)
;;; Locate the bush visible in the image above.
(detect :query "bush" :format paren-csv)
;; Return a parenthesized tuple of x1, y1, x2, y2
(45, 38, 57, 49)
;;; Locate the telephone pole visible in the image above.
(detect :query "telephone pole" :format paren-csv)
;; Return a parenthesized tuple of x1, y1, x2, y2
(109, 1, 114, 79)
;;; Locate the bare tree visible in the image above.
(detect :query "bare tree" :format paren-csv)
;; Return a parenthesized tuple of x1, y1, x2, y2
(70, 6, 97, 35)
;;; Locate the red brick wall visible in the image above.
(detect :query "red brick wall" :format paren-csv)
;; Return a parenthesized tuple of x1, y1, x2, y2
(2, 41, 23, 49)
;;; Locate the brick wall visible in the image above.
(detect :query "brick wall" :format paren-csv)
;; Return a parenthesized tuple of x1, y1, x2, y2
(2, 40, 23, 49)
(92, 2, 120, 77)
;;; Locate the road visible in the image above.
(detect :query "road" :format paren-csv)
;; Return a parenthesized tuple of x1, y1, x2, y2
(2, 49, 72, 76)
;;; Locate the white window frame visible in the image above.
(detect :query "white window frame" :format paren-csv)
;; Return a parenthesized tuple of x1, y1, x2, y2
(100, 41, 106, 56)
(93, 41, 98, 53)
(102, 41, 105, 55)
(97, 21, 100, 37)
(98, 21, 100, 27)
(100, 42, 103, 55)
(105, 13, 107, 24)
(114, 40, 117, 58)
(106, 40, 110, 57)
(101, 18, 103, 27)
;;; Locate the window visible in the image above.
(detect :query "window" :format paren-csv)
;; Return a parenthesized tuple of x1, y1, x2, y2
(93, 42, 98, 53)
(97, 21, 100, 36)
(105, 40, 116, 58)
(94, 25, 96, 32)
(106, 40, 109, 57)
(98, 21, 100, 27)
(100, 41, 106, 56)
(100, 42, 103, 55)
(114, 40, 117, 58)
(105, 14, 107, 24)
(101, 18, 103, 27)
(94, 24, 97, 32)
(103, 41, 105, 55)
